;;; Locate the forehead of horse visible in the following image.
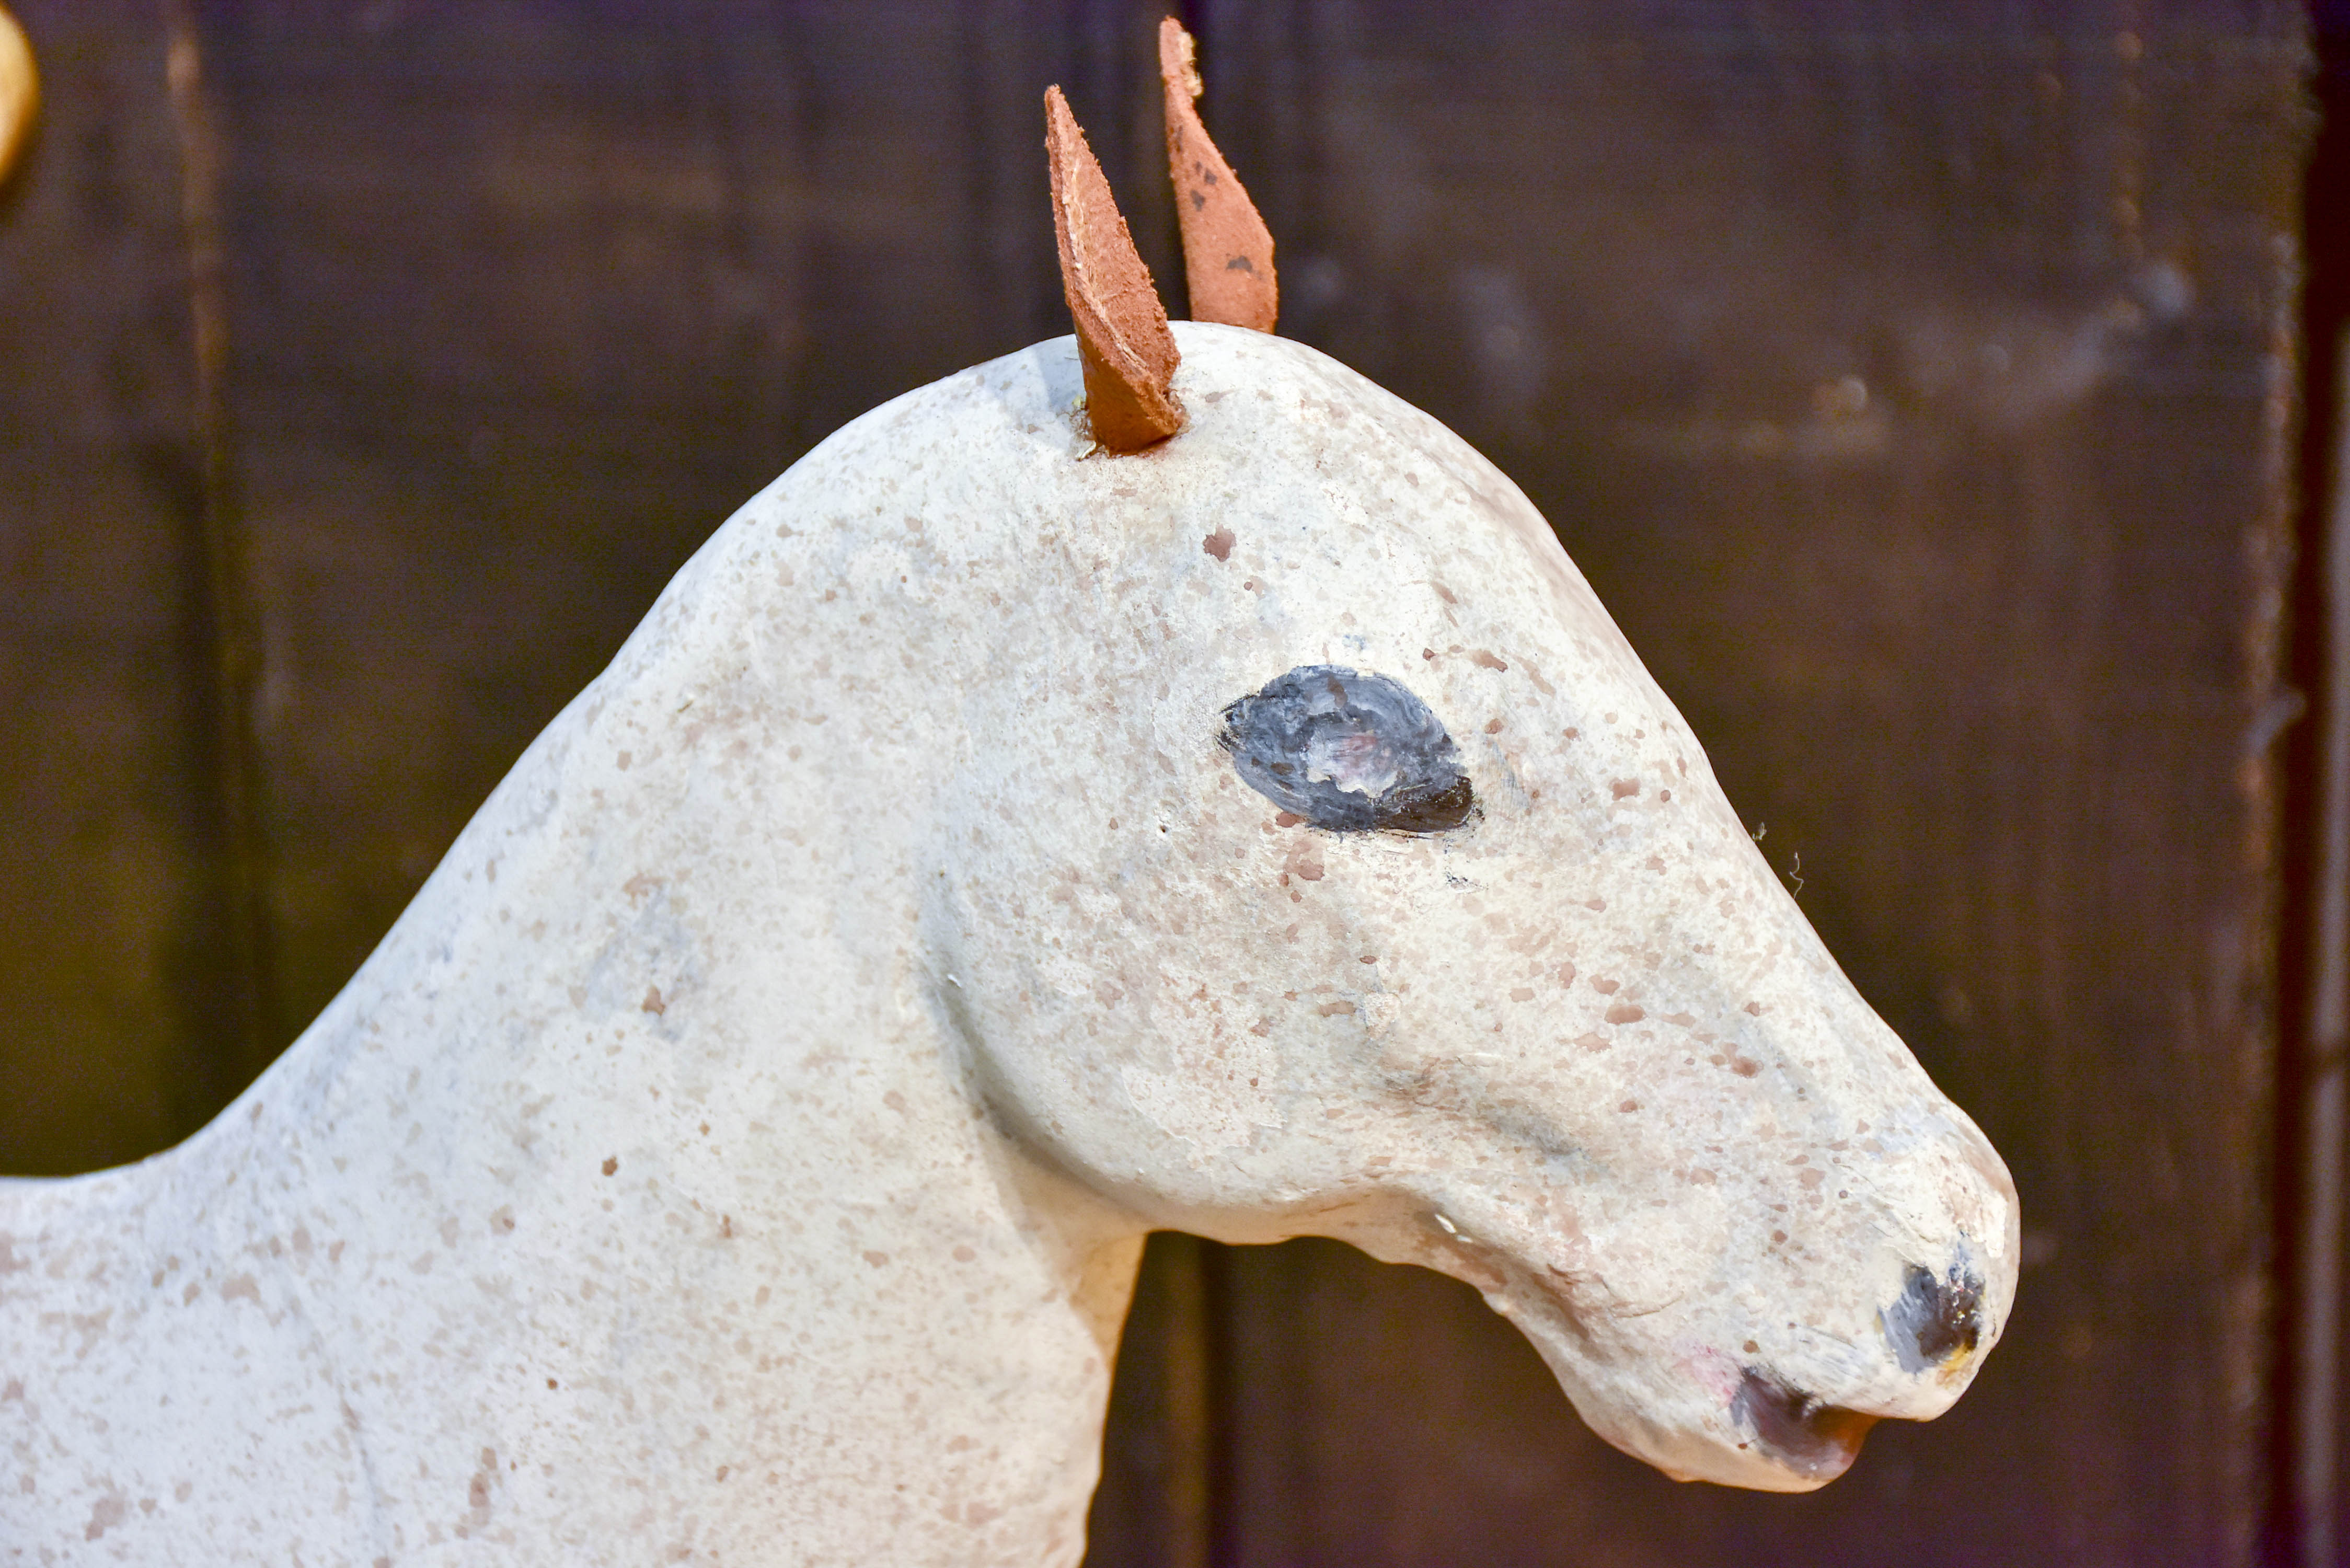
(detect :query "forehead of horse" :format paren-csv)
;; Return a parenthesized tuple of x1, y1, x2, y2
(882, 324, 1657, 728)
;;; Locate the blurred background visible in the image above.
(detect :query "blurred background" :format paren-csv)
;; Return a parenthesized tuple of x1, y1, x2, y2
(0, 2, 2339, 1563)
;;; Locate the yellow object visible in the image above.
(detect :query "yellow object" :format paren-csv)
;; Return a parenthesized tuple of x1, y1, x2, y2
(0, 5, 33, 186)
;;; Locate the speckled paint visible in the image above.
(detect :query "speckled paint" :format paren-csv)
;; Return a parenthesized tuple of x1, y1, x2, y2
(0, 325, 2017, 1565)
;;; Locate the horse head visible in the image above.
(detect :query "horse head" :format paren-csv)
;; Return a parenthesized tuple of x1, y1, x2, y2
(940, 39, 2017, 1493)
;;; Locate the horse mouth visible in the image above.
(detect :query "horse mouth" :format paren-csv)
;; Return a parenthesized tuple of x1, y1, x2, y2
(1731, 1369, 1881, 1481)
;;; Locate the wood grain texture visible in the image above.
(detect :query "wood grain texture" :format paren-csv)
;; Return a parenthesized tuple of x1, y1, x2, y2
(0, 2, 2311, 1562)
(0, 0, 247, 1172)
(1089, 1231, 1213, 1568)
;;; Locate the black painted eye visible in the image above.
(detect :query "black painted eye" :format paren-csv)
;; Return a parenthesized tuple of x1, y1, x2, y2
(1218, 665, 1476, 834)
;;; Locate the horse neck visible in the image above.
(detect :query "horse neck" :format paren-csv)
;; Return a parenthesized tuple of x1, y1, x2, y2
(4, 518, 1149, 1561)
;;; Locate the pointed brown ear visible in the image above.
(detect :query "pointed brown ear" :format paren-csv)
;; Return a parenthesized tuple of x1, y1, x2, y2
(1160, 17, 1275, 332)
(1044, 86, 1182, 453)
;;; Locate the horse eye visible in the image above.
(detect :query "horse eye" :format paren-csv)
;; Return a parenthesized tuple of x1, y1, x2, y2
(1218, 665, 1476, 834)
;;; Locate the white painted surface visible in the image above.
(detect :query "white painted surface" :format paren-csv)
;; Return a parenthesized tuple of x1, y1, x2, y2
(0, 325, 2017, 1565)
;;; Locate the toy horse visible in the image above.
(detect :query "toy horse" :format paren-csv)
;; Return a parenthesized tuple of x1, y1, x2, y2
(0, 24, 2014, 1564)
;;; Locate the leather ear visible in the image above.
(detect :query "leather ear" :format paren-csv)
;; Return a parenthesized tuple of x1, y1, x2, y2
(1159, 17, 1275, 332)
(1044, 85, 1183, 452)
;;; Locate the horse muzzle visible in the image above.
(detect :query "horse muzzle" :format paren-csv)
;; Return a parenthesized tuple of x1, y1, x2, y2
(1729, 1252, 1991, 1481)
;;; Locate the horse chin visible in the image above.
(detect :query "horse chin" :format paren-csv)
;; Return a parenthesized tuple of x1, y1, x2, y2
(1628, 1417, 1872, 1494)
(1483, 1274, 1879, 1494)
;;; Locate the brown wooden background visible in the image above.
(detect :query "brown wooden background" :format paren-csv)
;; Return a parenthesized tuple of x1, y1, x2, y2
(0, 3, 2332, 1564)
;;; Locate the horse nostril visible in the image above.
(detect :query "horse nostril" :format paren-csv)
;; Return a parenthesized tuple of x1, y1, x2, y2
(1881, 1262, 1985, 1374)
(1732, 1369, 1879, 1480)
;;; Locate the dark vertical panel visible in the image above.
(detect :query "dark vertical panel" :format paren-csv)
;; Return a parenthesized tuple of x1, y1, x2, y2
(162, 0, 278, 1099)
(1190, 2, 2306, 1564)
(1088, 1232, 1213, 1568)
(2281, 17, 2350, 1566)
(0, 2, 234, 1172)
(2285, 327, 2350, 1568)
